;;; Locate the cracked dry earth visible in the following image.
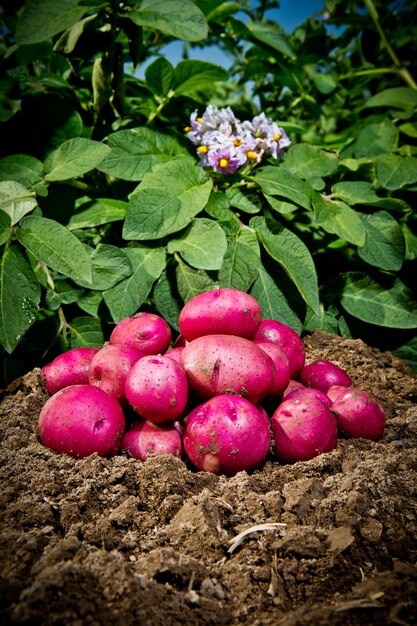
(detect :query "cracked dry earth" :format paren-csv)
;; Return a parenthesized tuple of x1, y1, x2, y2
(1, 330, 416, 626)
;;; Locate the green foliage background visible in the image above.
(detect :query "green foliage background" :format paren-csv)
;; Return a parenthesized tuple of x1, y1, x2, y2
(0, 0, 416, 385)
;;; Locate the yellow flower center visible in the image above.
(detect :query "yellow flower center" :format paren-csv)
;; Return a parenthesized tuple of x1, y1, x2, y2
(197, 117, 203, 123)
(274, 133, 282, 141)
(219, 158, 229, 168)
(247, 150, 258, 160)
(197, 145, 208, 154)
(184, 126, 193, 132)
(234, 138, 243, 147)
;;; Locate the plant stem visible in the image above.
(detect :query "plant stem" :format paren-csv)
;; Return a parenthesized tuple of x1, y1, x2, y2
(147, 90, 175, 123)
(39, 264, 71, 351)
(363, 0, 417, 89)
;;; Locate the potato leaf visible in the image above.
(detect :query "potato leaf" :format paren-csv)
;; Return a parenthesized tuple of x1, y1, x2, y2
(0, 246, 41, 353)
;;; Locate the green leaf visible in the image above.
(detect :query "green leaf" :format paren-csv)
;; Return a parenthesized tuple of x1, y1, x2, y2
(312, 193, 366, 246)
(68, 198, 127, 230)
(331, 181, 379, 205)
(0, 246, 41, 353)
(218, 228, 260, 291)
(204, 191, 234, 221)
(0, 211, 12, 246)
(175, 257, 217, 302)
(173, 60, 228, 96)
(283, 144, 338, 179)
(77, 291, 103, 318)
(265, 196, 299, 215)
(0, 181, 38, 226)
(310, 71, 338, 95)
(250, 267, 303, 334)
(98, 128, 187, 181)
(0, 155, 43, 187)
(15, 0, 88, 45)
(399, 122, 417, 138)
(357, 211, 405, 271)
(304, 305, 340, 334)
(403, 223, 417, 261)
(225, 187, 260, 214)
(353, 120, 398, 158)
(75, 244, 133, 291)
(145, 57, 175, 97)
(53, 13, 97, 54)
(16, 215, 93, 283)
(69, 316, 105, 349)
(128, 0, 208, 41)
(341, 273, 417, 329)
(0, 95, 21, 123)
(153, 267, 182, 332)
(123, 157, 212, 240)
(376, 154, 417, 190)
(168, 218, 227, 270)
(43, 138, 111, 181)
(55, 279, 83, 304)
(103, 246, 166, 322)
(363, 87, 417, 119)
(246, 21, 293, 57)
(252, 216, 320, 315)
(251, 166, 312, 210)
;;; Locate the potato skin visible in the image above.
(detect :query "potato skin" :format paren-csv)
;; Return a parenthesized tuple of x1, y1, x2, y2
(110, 312, 171, 355)
(254, 319, 305, 378)
(183, 395, 271, 476)
(178, 288, 262, 341)
(180, 334, 275, 403)
(125, 355, 189, 423)
(271, 396, 338, 463)
(330, 388, 385, 441)
(38, 384, 125, 459)
(41, 347, 100, 395)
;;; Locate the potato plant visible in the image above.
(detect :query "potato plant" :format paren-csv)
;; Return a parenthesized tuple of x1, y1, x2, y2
(0, 0, 416, 387)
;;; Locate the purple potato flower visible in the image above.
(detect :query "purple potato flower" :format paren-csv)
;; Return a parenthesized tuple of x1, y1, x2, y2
(208, 146, 245, 174)
(186, 105, 290, 173)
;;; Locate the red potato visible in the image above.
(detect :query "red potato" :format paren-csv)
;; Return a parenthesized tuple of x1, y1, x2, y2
(180, 334, 276, 403)
(183, 395, 271, 476)
(178, 288, 262, 341)
(271, 396, 338, 463)
(41, 347, 100, 395)
(88, 343, 144, 403)
(38, 384, 125, 458)
(110, 312, 171, 355)
(164, 346, 185, 364)
(299, 359, 352, 392)
(327, 385, 350, 403)
(253, 339, 291, 398)
(282, 379, 304, 398)
(122, 420, 182, 461)
(125, 355, 188, 423)
(284, 385, 332, 406)
(253, 319, 305, 378)
(331, 388, 385, 441)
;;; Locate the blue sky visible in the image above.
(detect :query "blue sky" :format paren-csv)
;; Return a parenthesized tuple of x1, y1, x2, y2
(134, 1, 326, 77)
(264, 0, 326, 33)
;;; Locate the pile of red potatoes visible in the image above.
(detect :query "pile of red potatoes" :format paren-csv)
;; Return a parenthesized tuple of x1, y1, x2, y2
(39, 288, 385, 476)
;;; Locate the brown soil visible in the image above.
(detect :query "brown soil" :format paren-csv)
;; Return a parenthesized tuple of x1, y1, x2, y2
(1, 330, 416, 626)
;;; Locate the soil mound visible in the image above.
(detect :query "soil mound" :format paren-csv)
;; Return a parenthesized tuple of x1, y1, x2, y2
(1, 330, 416, 625)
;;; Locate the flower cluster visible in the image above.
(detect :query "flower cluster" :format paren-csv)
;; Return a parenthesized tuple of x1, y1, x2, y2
(185, 104, 290, 174)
